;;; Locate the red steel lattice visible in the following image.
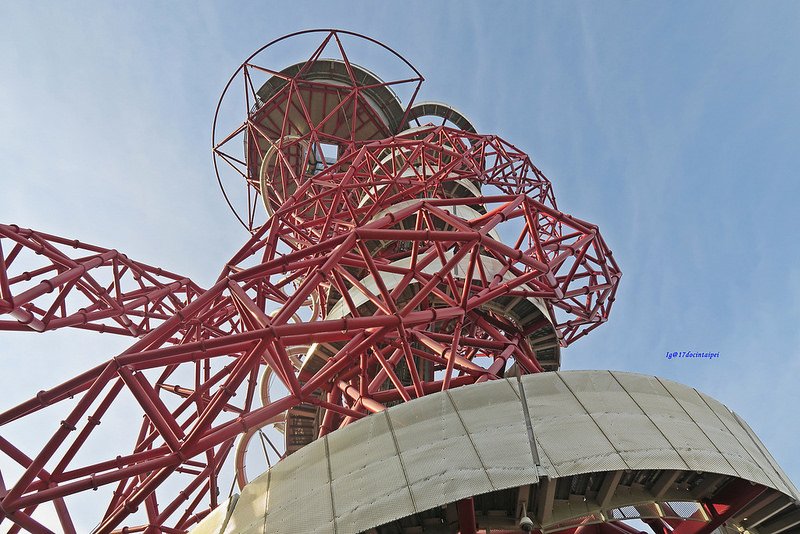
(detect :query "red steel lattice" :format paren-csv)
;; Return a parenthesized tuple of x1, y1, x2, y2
(0, 30, 625, 533)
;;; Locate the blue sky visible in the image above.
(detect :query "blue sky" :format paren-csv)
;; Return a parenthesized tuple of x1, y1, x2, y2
(2, 1, 799, 531)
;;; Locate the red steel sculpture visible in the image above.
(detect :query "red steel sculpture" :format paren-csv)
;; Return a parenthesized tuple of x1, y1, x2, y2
(0, 31, 622, 533)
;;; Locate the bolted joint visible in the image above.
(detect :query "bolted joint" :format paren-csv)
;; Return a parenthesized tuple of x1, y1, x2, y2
(59, 420, 77, 431)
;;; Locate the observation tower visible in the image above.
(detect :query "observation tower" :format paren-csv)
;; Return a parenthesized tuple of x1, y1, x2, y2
(0, 30, 797, 534)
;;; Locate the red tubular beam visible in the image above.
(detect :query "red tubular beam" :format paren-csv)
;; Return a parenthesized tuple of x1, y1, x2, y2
(476, 343, 517, 382)
(456, 497, 477, 534)
(96, 464, 178, 533)
(671, 481, 767, 534)
(229, 232, 349, 282)
(371, 375, 474, 403)
(3, 362, 117, 507)
(183, 346, 264, 447)
(308, 394, 367, 420)
(0, 34, 623, 532)
(274, 234, 356, 325)
(115, 308, 457, 370)
(10, 250, 115, 308)
(53, 496, 77, 534)
(10, 451, 180, 510)
(51, 379, 125, 478)
(6, 308, 46, 332)
(413, 331, 483, 373)
(466, 269, 553, 310)
(2, 509, 55, 534)
(192, 393, 298, 453)
(120, 278, 228, 356)
(318, 388, 343, 437)
(477, 233, 558, 292)
(365, 346, 404, 395)
(54, 446, 170, 491)
(301, 329, 384, 395)
(117, 366, 183, 451)
(151, 449, 222, 528)
(356, 228, 477, 243)
(368, 347, 413, 401)
(35, 280, 194, 332)
(399, 245, 476, 316)
(337, 381, 386, 413)
(0, 239, 12, 310)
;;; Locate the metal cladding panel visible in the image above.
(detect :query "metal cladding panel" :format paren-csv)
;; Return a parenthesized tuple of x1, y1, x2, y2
(191, 497, 232, 534)
(263, 437, 335, 533)
(699, 391, 793, 495)
(387, 389, 495, 511)
(190, 371, 799, 534)
(222, 475, 269, 534)
(613, 372, 736, 474)
(559, 371, 689, 471)
(447, 380, 540, 488)
(734, 413, 800, 501)
(658, 378, 762, 482)
(328, 410, 415, 531)
(522, 373, 629, 476)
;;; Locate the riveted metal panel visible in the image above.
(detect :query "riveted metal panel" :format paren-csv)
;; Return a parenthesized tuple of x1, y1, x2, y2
(658, 377, 755, 481)
(448, 379, 540, 488)
(613, 372, 735, 474)
(560, 371, 689, 471)
(263, 437, 335, 533)
(190, 372, 799, 534)
(699, 392, 791, 495)
(522, 373, 629, 476)
(222, 474, 270, 534)
(328, 408, 415, 532)
(387, 389, 494, 511)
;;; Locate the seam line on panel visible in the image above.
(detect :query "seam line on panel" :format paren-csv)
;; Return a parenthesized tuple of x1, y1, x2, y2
(655, 376, 738, 476)
(260, 469, 271, 534)
(445, 390, 495, 490)
(696, 389, 783, 489)
(383, 409, 418, 513)
(324, 435, 338, 534)
(732, 411, 794, 495)
(515, 374, 541, 468)
(609, 371, 691, 471)
(515, 377, 557, 476)
(555, 371, 631, 471)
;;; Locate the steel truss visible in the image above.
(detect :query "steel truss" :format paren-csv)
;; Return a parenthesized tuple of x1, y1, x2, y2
(0, 30, 630, 534)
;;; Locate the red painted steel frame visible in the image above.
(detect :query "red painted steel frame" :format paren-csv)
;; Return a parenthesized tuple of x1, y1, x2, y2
(2, 30, 726, 534)
(0, 224, 203, 336)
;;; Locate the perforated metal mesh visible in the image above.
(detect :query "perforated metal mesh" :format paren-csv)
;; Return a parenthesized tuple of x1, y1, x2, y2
(263, 436, 334, 533)
(523, 372, 629, 476)
(609, 505, 640, 520)
(388, 389, 494, 511)
(734, 412, 798, 498)
(221, 472, 270, 534)
(190, 497, 233, 534)
(447, 380, 540, 488)
(328, 410, 414, 529)
(191, 371, 798, 534)
(607, 502, 661, 520)
(701, 391, 793, 495)
(614, 373, 730, 473)
(664, 500, 707, 520)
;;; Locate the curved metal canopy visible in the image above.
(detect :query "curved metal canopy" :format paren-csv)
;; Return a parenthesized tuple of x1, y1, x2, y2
(191, 370, 799, 534)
